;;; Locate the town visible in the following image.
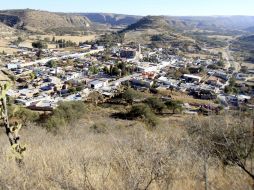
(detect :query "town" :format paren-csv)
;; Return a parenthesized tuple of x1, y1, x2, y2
(1, 36, 253, 115)
(1, 2, 254, 189)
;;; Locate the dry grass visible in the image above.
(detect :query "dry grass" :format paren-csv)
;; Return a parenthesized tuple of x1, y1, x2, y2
(28, 35, 97, 44)
(0, 38, 18, 54)
(0, 106, 251, 190)
(158, 89, 216, 105)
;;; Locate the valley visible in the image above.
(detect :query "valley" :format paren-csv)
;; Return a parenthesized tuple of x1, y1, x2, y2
(1, 7, 254, 190)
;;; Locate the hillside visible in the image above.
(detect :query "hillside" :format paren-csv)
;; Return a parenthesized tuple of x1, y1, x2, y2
(123, 16, 188, 32)
(118, 16, 198, 51)
(0, 9, 91, 33)
(174, 16, 254, 31)
(245, 26, 254, 33)
(232, 35, 254, 62)
(81, 14, 254, 31)
(233, 35, 254, 50)
(0, 22, 15, 36)
(80, 13, 141, 26)
(0, 103, 252, 189)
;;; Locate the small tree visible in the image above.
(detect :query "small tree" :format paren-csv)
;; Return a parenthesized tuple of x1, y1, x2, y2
(165, 100, 183, 114)
(15, 107, 39, 126)
(128, 104, 158, 127)
(46, 60, 57, 68)
(122, 88, 142, 105)
(52, 36, 56, 42)
(32, 41, 48, 49)
(145, 97, 165, 113)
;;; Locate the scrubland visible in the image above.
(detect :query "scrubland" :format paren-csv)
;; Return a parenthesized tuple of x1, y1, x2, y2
(0, 104, 252, 190)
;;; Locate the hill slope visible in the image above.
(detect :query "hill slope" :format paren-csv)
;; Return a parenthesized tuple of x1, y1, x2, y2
(173, 16, 254, 30)
(233, 35, 254, 50)
(0, 9, 91, 33)
(232, 35, 254, 63)
(119, 16, 199, 51)
(245, 26, 254, 33)
(81, 14, 254, 31)
(0, 22, 15, 36)
(123, 16, 188, 32)
(80, 13, 141, 26)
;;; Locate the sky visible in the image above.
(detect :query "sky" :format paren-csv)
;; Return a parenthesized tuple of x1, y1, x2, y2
(0, 0, 254, 16)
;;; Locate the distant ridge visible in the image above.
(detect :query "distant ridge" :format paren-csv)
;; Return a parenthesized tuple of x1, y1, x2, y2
(80, 13, 142, 26)
(0, 9, 91, 33)
(122, 16, 188, 32)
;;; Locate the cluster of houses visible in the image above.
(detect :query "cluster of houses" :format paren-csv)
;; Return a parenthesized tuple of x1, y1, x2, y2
(1, 41, 253, 112)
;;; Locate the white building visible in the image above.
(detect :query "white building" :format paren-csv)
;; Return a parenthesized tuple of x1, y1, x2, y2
(89, 79, 109, 90)
(183, 74, 202, 83)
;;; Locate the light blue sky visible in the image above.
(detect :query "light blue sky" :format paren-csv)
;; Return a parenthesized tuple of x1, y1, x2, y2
(1, 0, 254, 16)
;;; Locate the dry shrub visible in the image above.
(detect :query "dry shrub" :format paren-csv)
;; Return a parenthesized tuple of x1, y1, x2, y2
(0, 111, 252, 190)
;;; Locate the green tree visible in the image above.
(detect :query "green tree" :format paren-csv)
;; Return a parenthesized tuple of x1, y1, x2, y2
(145, 97, 165, 113)
(224, 86, 232, 94)
(46, 101, 86, 131)
(240, 66, 248, 73)
(52, 36, 56, 42)
(122, 88, 142, 105)
(32, 41, 48, 49)
(47, 60, 57, 68)
(89, 66, 99, 75)
(103, 66, 110, 74)
(29, 72, 36, 80)
(15, 107, 39, 126)
(111, 66, 121, 76)
(128, 104, 158, 127)
(217, 60, 225, 68)
(165, 100, 183, 114)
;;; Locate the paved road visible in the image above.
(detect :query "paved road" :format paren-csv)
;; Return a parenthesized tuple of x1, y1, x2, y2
(224, 39, 241, 72)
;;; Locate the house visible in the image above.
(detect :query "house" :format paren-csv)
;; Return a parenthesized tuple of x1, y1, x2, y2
(137, 62, 158, 73)
(18, 88, 39, 98)
(183, 74, 202, 83)
(7, 63, 20, 70)
(206, 76, 224, 87)
(214, 71, 228, 80)
(190, 89, 217, 100)
(131, 77, 154, 88)
(28, 100, 57, 111)
(47, 76, 62, 90)
(89, 79, 109, 90)
(120, 49, 137, 59)
(157, 76, 179, 87)
(236, 73, 252, 81)
(120, 46, 142, 61)
(65, 72, 82, 81)
(6, 89, 20, 98)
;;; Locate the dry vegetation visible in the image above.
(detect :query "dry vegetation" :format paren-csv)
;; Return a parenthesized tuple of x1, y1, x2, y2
(158, 89, 216, 106)
(0, 103, 252, 190)
(28, 35, 97, 44)
(0, 38, 18, 54)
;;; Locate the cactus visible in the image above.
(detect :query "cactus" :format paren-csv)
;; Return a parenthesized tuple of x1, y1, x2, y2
(0, 82, 26, 163)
